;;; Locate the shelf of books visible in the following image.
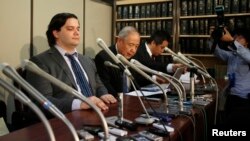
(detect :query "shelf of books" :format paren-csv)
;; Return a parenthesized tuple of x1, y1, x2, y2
(114, 0, 175, 48)
(177, 0, 250, 55)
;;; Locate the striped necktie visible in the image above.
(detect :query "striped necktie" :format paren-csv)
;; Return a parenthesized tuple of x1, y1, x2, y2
(65, 53, 92, 97)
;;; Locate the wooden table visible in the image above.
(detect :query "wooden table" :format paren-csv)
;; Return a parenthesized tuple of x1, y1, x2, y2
(0, 94, 215, 141)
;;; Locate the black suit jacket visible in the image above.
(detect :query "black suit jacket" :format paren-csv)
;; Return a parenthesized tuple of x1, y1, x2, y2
(132, 43, 172, 86)
(25, 47, 108, 114)
(95, 45, 123, 96)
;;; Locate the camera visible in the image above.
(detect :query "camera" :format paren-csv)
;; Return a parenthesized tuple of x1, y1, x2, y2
(215, 5, 225, 29)
(212, 5, 225, 40)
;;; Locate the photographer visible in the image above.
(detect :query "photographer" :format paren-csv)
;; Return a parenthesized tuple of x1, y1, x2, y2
(212, 27, 250, 129)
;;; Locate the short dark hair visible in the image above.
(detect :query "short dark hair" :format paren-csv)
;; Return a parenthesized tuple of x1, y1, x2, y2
(46, 13, 78, 47)
(147, 30, 171, 45)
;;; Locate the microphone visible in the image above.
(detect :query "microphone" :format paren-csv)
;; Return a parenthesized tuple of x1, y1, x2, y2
(104, 61, 120, 69)
(164, 47, 178, 57)
(129, 80, 156, 125)
(177, 52, 206, 72)
(96, 38, 133, 79)
(173, 56, 211, 79)
(0, 63, 80, 141)
(130, 59, 186, 111)
(0, 78, 56, 141)
(22, 60, 110, 140)
(116, 54, 168, 107)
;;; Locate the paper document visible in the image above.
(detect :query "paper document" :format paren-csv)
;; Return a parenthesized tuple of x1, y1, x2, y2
(126, 83, 170, 96)
(0, 117, 9, 136)
(179, 72, 199, 83)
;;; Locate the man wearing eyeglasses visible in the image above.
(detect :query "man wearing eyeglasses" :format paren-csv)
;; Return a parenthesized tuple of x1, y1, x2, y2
(95, 26, 140, 96)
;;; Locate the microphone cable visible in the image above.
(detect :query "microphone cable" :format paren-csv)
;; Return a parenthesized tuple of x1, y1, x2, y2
(179, 113, 195, 141)
(129, 77, 171, 134)
(193, 105, 208, 141)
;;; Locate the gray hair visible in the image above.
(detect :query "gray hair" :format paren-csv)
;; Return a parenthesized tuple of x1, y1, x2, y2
(118, 26, 139, 40)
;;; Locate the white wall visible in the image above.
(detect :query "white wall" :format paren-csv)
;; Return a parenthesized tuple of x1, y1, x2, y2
(85, 0, 112, 58)
(0, 0, 30, 124)
(33, 0, 84, 55)
(0, 0, 30, 67)
(0, 0, 112, 124)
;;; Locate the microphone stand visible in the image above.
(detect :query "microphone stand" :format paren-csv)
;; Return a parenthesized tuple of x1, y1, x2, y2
(189, 68, 196, 103)
(0, 78, 56, 141)
(133, 62, 192, 115)
(114, 69, 137, 130)
(1, 63, 80, 141)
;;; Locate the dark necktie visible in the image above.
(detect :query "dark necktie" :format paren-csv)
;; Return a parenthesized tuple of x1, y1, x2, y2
(65, 53, 92, 97)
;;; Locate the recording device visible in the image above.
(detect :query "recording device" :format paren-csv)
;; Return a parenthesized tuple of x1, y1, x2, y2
(77, 129, 94, 140)
(98, 132, 117, 140)
(115, 119, 137, 131)
(152, 122, 174, 132)
(130, 134, 151, 141)
(109, 127, 128, 136)
(148, 127, 169, 137)
(138, 130, 163, 141)
(82, 125, 102, 135)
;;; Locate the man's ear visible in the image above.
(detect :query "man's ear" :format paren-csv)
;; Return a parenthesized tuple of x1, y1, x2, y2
(52, 30, 59, 38)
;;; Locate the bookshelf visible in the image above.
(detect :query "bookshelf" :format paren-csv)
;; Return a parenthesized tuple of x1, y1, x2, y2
(113, 0, 176, 49)
(177, 0, 250, 56)
(112, 0, 250, 78)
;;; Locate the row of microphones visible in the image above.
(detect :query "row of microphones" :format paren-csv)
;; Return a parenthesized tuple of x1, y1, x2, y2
(130, 59, 184, 104)
(116, 54, 168, 107)
(165, 48, 211, 79)
(172, 56, 211, 79)
(130, 59, 193, 115)
(165, 48, 219, 124)
(0, 77, 56, 141)
(0, 63, 79, 141)
(22, 60, 110, 140)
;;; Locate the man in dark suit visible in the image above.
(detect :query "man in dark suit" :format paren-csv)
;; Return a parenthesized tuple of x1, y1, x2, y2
(132, 30, 184, 86)
(95, 26, 140, 96)
(25, 13, 116, 114)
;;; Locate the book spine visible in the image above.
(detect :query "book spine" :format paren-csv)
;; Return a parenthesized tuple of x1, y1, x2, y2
(134, 5, 140, 18)
(231, 0, 239, 13)
(224, 0, 231, 14)
(198, 0, 205, 15)
(181, 0, 188, 16)
(205, 0, 213, 15)
(161, 3, 168, 17)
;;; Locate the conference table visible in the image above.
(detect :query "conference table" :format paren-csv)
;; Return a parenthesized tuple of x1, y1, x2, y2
(0, 93, 216, 141)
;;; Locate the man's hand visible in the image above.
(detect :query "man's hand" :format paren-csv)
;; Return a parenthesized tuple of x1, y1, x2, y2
(156, 76, 168, 84)
(172, 63, 187, 73)
(80, 96, 109, 111)
(220, 28, 234, 42)
(100, 94, 117, 104)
